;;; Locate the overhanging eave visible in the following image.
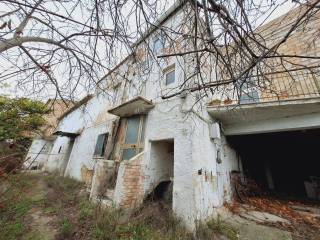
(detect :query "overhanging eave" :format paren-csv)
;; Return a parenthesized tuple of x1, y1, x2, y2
(108, 96, 154, 117)
(53, 131, 80, 138)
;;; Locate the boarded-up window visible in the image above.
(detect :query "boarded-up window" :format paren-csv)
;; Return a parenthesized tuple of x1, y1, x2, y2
(94, 133, 108, 157)
(121, 115, 145, 160)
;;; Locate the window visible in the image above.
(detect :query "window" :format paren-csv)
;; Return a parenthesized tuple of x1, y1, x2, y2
(239, 90, 259, 104)
(153, 37, 164, 55)
(125, 116, 140, 144)
(121, 115, 145, 160)
(235, 78, 259, 104)
(94, 133, 108, 157)
(165, 69, 175, 85)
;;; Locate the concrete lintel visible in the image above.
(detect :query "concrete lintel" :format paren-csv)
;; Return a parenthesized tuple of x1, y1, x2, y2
(53, 130, 80, 138)
(224, 112, 320, 135)
(207, 97, 320, 126)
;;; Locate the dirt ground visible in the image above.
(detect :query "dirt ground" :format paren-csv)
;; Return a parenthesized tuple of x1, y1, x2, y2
(226, 196, 320, 240)
(0, 172, 194, 240)
(1, 172, 319, 240)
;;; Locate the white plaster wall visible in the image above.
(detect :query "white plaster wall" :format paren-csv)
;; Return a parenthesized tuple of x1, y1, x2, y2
(64, 121, 111, 180)
(144, 95, 242, 225)
(143, 98, 195, 228)
(190, 111, 219, 222)
(58, 93, 115, 133)
(147, 140, 174, 190)
(135, 95, 233, 229)
(45, 92, 117, 180)
(24, 138, 53, 169)
(100, 6, 194, 105)
(44, 136, 72, 173)
(216, 135, 241, 205)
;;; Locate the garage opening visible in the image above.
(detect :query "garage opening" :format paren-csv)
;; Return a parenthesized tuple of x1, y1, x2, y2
(147, 139, 174, 206)
(227, 129, 320, 200)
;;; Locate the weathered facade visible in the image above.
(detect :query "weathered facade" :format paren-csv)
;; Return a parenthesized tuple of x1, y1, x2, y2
(26, 2, 320, 229)
(24, 99, 73, 170)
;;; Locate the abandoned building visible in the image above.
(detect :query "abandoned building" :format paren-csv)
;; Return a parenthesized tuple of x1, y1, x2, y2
(24, 99, 74, 170)
(25, 1, 320, 229)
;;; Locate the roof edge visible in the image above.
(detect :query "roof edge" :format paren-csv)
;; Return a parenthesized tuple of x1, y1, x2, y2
(58, 95, 93, 121)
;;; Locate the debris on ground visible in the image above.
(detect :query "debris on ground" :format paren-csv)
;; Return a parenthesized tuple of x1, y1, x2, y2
(216, 207, 292, 240)
(228, 171, 320, 240)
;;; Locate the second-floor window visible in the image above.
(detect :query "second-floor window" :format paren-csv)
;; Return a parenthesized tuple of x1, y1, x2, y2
(165, 68, 175, 85)
(235, 78, 259, 104)
(94, 133, 108, 157)
(153, 37, 164, 56)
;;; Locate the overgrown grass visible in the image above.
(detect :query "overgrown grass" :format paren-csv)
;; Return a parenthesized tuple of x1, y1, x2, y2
(1, 172, 236, 240)
(0, 174, 36, 240)
(0, 173, 32, 240)
(87, 206, 192, 240)
(43, 174, 193, 240)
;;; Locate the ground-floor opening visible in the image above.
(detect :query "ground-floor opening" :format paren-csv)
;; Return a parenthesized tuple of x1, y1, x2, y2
(148, 139, 174, 206)
(227, 128, 320, 200)
(60, 138, 75, 176)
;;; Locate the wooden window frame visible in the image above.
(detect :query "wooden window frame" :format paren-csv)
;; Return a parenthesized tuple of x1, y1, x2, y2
(120, 115, 145, 160)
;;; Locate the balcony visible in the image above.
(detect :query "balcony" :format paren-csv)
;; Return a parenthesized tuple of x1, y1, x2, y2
(207, 68, 320, 135)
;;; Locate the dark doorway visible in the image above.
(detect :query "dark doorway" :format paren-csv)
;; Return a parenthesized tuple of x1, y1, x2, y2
(228, 129, 320, 199)
(149, 139, 174, 206)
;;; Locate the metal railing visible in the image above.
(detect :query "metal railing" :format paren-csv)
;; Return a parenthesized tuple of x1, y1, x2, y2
(220, 67, 320, 105)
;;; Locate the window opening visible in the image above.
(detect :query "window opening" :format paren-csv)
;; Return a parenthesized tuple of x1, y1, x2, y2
(165, 69, 175, 85)
(94, 133, 109, 157)
(153, 37, 164, 55)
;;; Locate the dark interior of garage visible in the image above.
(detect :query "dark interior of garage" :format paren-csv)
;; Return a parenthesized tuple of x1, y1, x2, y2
(227, 129, 320, 200)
